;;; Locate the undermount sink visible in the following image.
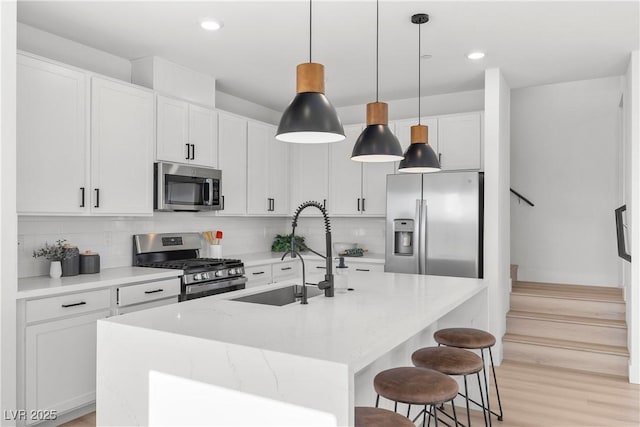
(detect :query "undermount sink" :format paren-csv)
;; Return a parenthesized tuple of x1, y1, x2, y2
(231, 285, 323, 306)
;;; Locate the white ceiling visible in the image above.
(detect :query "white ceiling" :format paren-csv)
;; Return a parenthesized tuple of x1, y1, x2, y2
(17, 1, 639, 111)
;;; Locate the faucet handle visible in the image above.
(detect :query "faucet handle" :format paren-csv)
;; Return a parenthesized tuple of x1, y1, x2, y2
(317, 280, 330, 290)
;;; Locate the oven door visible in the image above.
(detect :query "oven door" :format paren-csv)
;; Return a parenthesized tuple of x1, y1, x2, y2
(155, 162, 222, 211)
(181, 276, 247, 301)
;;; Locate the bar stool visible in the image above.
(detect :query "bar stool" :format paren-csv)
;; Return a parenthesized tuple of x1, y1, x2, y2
(374, 367, 459, 427)
(354, 407, 415, 427)
(412, 346, 488, 427)
(434, 328, 503, 424)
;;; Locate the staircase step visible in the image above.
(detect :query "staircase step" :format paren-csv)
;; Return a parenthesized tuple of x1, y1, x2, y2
(503, 333, 629, 377)
(513, 281, 624, 302)
(506, 311, 627, 347)
(510, 293, 625, 320)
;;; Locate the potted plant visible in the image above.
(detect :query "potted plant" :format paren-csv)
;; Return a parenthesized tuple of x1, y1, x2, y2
(271, 234, 307, 253)
(33, 239, 71, 278)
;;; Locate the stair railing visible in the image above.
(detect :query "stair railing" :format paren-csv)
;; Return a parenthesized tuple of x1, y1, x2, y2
(510, 188, 535, 207)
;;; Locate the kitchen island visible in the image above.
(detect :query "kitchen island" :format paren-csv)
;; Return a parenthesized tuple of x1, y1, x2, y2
(96, 272, 488, 426)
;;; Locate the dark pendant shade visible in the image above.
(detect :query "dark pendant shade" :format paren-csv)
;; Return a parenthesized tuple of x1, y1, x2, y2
(276, 92, 345, 143)
(351, 124, 404, 162)
(398, 143, 440, 173)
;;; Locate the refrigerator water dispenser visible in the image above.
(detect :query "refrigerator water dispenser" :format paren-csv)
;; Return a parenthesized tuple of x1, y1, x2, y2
(393, 219, 414, 256)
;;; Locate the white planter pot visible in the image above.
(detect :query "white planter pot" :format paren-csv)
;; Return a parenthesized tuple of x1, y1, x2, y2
(49, 261, 62, 278)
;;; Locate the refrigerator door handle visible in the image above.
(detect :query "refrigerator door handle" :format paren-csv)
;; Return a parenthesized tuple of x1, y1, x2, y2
(419, 200, 428, 275)
(416, 199, 423, 274)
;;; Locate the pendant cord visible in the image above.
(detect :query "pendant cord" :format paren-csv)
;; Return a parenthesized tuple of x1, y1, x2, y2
(309, 0, 312, 63)
(418, 20, 421, 125)
(376, 0, 379, 102)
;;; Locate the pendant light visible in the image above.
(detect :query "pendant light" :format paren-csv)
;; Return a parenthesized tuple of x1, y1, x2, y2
(276, 0, 345, 144)
(351, 0, 403, 162)
(398, 13, 441, 173)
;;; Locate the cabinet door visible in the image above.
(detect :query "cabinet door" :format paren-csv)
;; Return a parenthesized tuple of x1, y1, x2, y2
(268, 130, 290, 216)
(437, 113, 482, 170)
(393, 118, 438, 173)
(290, 144, 329, 216)
(246, 121, 271, 215)
(329, 125, 363, 216)
(17, 55, 88, 215)
(90, 77, 154, 215)
(156, 96, 189, 164)
(362, 161, 394, 216)
(218, 113, 247, 215)
(188, 105, 217, 168)
(25, 310, 110, 421)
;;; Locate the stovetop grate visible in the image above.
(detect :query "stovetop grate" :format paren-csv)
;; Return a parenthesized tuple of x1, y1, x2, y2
(138, 258, 242, 271)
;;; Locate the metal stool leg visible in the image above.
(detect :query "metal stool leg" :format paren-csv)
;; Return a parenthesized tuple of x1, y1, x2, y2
(451, 399, 459, 426)
(426, 404, 432, 427)
(433, 405, 439, 427)
(477, 372, 488, 427)
(375, 394, 380, 408)
(488, 347, 504, 421)
(394, 401, 398, 413)
(463, 375, 471, 427)
(480, 349, 493, 427)
(407, 404, 412, 418)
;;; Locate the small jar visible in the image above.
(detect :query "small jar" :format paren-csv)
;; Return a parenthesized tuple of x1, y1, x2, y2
(61, 244, 80, 277)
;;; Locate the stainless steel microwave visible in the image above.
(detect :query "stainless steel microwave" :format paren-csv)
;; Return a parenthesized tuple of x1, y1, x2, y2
(154, 162, 222, 211)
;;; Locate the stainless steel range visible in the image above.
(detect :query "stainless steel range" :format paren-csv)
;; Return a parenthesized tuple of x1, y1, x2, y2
(132, 232, 246, 301)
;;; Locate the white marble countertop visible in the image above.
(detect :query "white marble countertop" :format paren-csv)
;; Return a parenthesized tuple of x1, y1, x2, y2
(17, 267, 182, 299)
(234, 251, 385, 267)
(106, 272, 485, 373)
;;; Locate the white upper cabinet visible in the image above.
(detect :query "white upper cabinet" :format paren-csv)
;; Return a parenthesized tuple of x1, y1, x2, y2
(90, 77, 154, 215)
(247, 121, 289, 215)
(17, 54, 88, 215)
(328, 124, 393, 217)
(437, 112, 482, 171)
(329, 125, 363, 216)
(290, 144, 329, 216)
(218, 112, 247, 215)
(156, 95, 217, 167)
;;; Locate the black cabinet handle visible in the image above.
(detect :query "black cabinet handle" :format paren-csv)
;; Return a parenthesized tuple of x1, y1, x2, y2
(61, 301, 86, 308)
(191, 144, 195, 160)
(356, 268, 371, 272)
(80, 187, 85, 208)
(281, 267, 292, 271)
(94, 189, 100, 208)
(144, 289, 164, 294)
(357, 198, 361, 212)
(252, 271, 265, 275)
(438, 153, 442, 164)
(221, 195, 225, 210)
(316, 266, 326, 269)
(362, 198, 365, 212)
(271, 198, 275, 212)
(185, 143, 190, 160)
(323, 199, 327, 209)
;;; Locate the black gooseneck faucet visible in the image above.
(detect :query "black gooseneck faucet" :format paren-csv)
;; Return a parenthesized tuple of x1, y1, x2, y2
(285, 201, 334, 298)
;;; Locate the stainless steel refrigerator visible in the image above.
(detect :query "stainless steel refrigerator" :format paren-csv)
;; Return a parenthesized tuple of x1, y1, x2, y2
(385, 171, 483, 278)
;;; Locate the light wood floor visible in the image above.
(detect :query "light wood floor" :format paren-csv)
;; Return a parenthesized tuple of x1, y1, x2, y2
(61, 361, 639, 427)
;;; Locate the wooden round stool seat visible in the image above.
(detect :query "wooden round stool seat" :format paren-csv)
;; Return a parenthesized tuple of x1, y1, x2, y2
(373, 367, 458, 405)
(412, 346, 483, 375)
(434, 327, 496, 349)
(354, 407, 414, 427)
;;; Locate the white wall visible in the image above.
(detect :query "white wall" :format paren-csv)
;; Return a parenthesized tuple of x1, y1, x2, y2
(484, 68, 511, 362)
(17, 23, 132, 82)
(336, 89, 484, 125)
(1, 1, 18, 421)
(216, 91, 282, 125)
(510, 76, 622, 286)
(18, 215, 287, 278)
(622, 51, 639, 383)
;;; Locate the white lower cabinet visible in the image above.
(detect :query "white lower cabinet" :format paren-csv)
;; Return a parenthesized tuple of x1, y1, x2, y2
(245, 264, 273, 288)
(25, 310, 110, 424)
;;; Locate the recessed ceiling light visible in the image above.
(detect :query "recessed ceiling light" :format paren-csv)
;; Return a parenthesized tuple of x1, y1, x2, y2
(200, 20, 223, 31)
(467, 52, 485, 60)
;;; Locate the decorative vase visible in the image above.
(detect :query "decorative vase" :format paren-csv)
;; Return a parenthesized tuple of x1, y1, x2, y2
(49, 261, 62, 278)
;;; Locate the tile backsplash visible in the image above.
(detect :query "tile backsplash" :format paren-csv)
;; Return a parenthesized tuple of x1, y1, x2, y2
(18, 214, 386, 278)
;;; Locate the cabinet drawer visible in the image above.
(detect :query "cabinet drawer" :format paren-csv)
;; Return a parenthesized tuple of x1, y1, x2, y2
(272, 260, 300, 281)
(349, 262, 385, 273)
(26, 289, 111, 324)
(117, 279, 181, 307)
(245, 264, 272, 287)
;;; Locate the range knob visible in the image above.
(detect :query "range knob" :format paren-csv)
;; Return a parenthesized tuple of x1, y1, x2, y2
(193, 273, 202, 281)
(229, 268, 237, 275)
(201, 272, 209, 280)
(215, 270, 224, 277)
